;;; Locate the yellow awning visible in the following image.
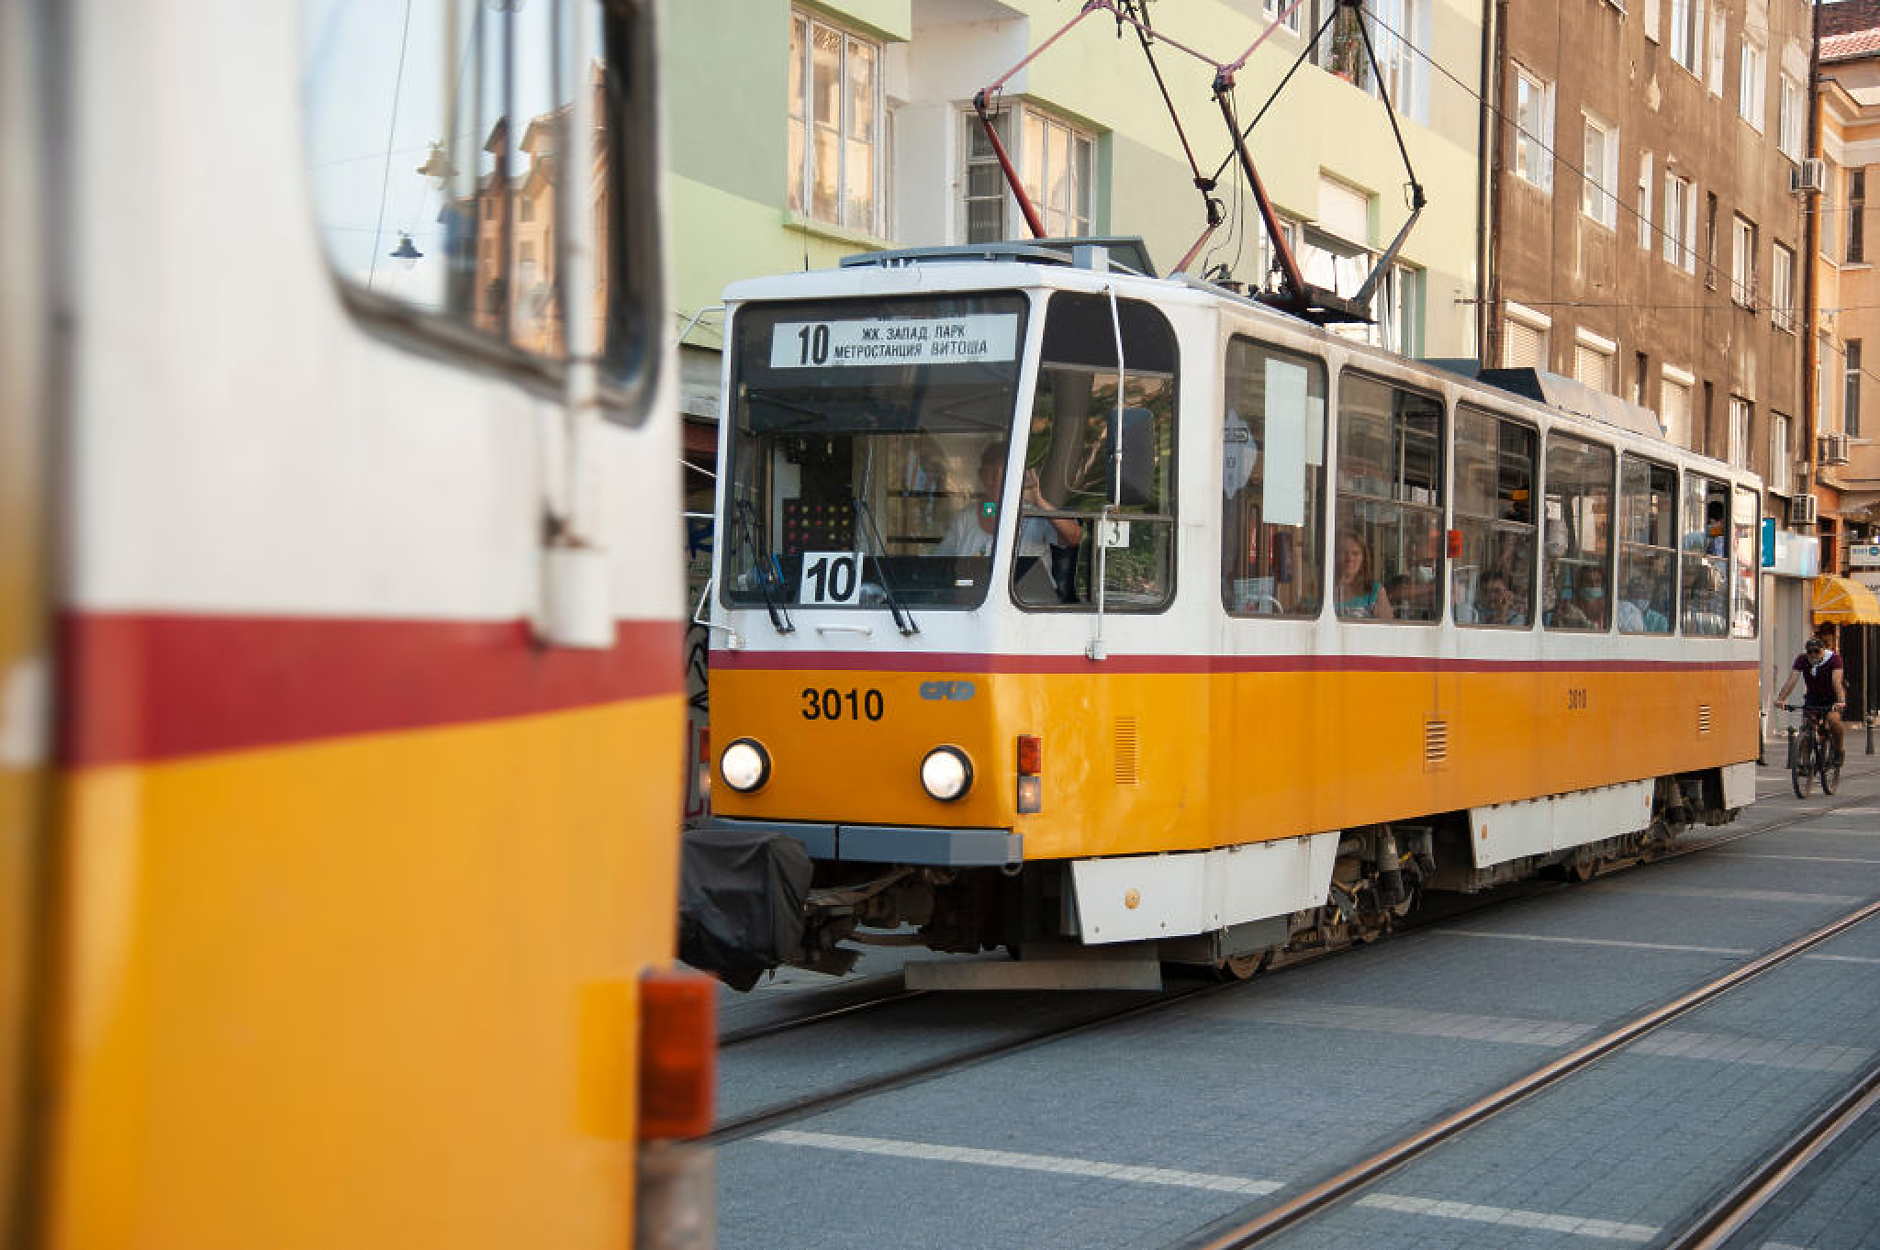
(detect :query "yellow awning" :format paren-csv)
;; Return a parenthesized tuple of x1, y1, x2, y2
(1811, 575, 1880, 625)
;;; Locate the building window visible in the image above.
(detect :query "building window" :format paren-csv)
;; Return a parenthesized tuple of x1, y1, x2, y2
(1848, 340, 1863, 438)
(1778, 73, 1805, 160)
(1707, 9, 1726, 96)
(961, 108, 1094, 243)
(1662, 367, 1694, 448)
(1582, 113, 1619, 229)
(1728, 395, 1750, 468)
(1771, 242, 1795, 332)
(1769, 414, 1792, 495)
(1738, 37, 1765, 131)
(1823, 165, 1837, 261)
(1637, 152, 1654, 250)
(1664, 171, 1696, 272)
(1574, 328, 1616, 393)
(1849, 169, 1866, 265)
(1668, 0, 1698, 73)
(1730, 215, 1757, 309)
(1503, 301, 1551, 369)
(1703, 192, 1719, 289)
(1512, 66, 1554, 191)
(1263, 0, 1304, 35)
(1319, 0, 1429, 120)
(1022, 111, 1095, 238)
(789, 10, 884, 235)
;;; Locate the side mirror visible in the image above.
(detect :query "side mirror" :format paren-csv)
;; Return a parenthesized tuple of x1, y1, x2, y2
(1111, 406, 1156, 508)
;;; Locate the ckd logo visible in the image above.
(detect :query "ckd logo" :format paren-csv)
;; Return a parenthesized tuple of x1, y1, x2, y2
(919, 680, 976, 702)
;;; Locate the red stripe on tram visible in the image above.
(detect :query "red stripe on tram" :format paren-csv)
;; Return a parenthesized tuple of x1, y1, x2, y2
(59, 613, 685, 767)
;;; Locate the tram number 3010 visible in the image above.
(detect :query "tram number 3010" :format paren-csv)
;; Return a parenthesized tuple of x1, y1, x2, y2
(801, 687, 885, 721)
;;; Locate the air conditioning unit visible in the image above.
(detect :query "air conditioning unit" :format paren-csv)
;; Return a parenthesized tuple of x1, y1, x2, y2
(1793, 157, 1825, 195)
(1821, 433, 1852, 465)
(1791, 494, 1819, 526)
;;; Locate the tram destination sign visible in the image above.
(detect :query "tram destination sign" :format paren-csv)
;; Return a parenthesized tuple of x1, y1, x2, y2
(769, 314, 1018, 369)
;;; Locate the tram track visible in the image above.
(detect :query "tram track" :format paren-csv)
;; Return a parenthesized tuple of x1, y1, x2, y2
(1178, 892, 1880, 1250)
(712, 783, 1878, 1153)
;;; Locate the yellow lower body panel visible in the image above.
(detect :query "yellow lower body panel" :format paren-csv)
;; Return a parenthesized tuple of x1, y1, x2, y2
(44, 695, 684, 1250)
(711, 663, 1757, 861)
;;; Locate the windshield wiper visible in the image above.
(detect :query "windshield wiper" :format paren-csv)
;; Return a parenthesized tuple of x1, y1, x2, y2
(852, 495, 919, 636)
(735, 499, 794, 634)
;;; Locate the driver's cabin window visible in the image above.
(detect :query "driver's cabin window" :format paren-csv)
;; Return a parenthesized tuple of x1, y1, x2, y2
(1016, 292, 1178, 612)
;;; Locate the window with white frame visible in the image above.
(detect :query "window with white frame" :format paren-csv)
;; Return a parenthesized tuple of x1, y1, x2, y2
(1637, 152, 1654, 250)
(1707, 8, 1726, 95)
(1645, 0, 1660, 42)
(1582, 113, 1619, 228)
(1668, 0, 1698, 73)
(1778, 72, 1803, 159)
(1728, 395, 1750, 468)
(1503, 301, 1551, 369)
(1662, 368, 1694, 447)
(1513, 67, 1555, 191)
(1574, 328, 1616, 393)
(1263, 0, 1304, 35)
(1020, 110, 1095, 238)
(1772, 242, 1795, 331)
(1848, 169, 1866, 264)
(1769, 414, 1792, 494)
(789, 11, 884, 235)
(1738, 37, 1765, 131)
(1822, 165, 1837, 260)
(1318, 0, 1428, 120)
(1664, 170, 1696, 271)
(1847, 340, 1863, 437)
(960, 107, 1094, 243)
(1730, 215, 1757, 308)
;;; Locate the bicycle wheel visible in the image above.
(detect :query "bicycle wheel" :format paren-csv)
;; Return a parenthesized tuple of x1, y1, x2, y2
(1792, 733, 1815, 798)
(1821, 737, 1840, 795)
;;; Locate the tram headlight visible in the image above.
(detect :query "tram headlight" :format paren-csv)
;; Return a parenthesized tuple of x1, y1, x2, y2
(919, 746, 974, 802)
(720, 738, 772, 793)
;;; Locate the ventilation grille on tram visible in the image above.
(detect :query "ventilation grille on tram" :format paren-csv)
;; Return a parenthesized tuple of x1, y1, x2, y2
(1114, 717, 1140, 785)
(1697, 704, 1712, 735)
(1424, 719, 1450, 767)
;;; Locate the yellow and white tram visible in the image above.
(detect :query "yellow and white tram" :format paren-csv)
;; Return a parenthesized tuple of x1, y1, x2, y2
(692, 239, 1762, 988)
(3, 1, 710, 1246)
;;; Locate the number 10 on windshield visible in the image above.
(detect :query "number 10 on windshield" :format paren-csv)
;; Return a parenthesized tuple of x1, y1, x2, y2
(802, 552, 863, 604)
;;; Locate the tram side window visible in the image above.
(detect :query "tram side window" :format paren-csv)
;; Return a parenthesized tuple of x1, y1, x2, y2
(1334, 373, 1444, 622)
(1452, 405, 1537, 627)
(1017, 292, 1178, 612)
(1731, 485, 1760, 637)
(1617, 456, 1677, 635)
(303, 1, 656, 390)
(1541, 436, 1614, 631)
(1681, 476, 1730, 636)
(1220, 338, 1325, 618)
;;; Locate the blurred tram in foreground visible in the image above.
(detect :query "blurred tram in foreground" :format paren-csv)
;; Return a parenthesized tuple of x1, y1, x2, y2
(3, 2, 711, 1247)
(686, 239, 1762, 990)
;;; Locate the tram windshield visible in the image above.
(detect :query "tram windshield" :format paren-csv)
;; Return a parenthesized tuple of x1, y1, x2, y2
(721, 293, 1031, 610)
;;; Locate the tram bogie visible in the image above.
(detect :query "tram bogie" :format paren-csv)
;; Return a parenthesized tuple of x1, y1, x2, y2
(684, 238, 1762, 990)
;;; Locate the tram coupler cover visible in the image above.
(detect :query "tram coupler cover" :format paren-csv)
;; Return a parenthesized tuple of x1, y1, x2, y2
(678, 824, 811, 991)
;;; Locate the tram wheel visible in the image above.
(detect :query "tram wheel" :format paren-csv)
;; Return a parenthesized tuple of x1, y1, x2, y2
(1217, 949, 1274, 981)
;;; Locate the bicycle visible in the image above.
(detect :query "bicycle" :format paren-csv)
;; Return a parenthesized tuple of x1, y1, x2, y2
(1781, 703, 1842, 798)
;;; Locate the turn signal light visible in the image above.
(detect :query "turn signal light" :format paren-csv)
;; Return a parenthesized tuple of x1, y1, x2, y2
(1447, 528, 1464, 559)
(638, 968, 715, 1140)
(1016, 735, 1042, 776)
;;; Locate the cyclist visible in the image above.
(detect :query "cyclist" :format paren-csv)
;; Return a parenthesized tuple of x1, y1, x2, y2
(1775, 634, 1847, 766)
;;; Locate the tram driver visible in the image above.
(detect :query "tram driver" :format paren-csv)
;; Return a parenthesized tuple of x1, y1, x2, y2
(935, 443, 1081, 600)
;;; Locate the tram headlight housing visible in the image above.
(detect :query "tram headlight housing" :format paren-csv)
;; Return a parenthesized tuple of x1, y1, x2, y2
(919, 745, 974, 802)
(720, 738, 772, 793)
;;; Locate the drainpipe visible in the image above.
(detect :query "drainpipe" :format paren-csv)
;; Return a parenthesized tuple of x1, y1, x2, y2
(1480, 0, 1508, 367)
(1802, 0, 1822, 552)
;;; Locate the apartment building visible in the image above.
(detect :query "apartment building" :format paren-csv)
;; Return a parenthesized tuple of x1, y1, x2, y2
(661, 0, 1487, 433)
(1482, 0, 1814, 675)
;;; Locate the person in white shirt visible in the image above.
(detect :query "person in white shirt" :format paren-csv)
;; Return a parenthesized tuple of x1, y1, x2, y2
(934, 443, 1079, 560)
